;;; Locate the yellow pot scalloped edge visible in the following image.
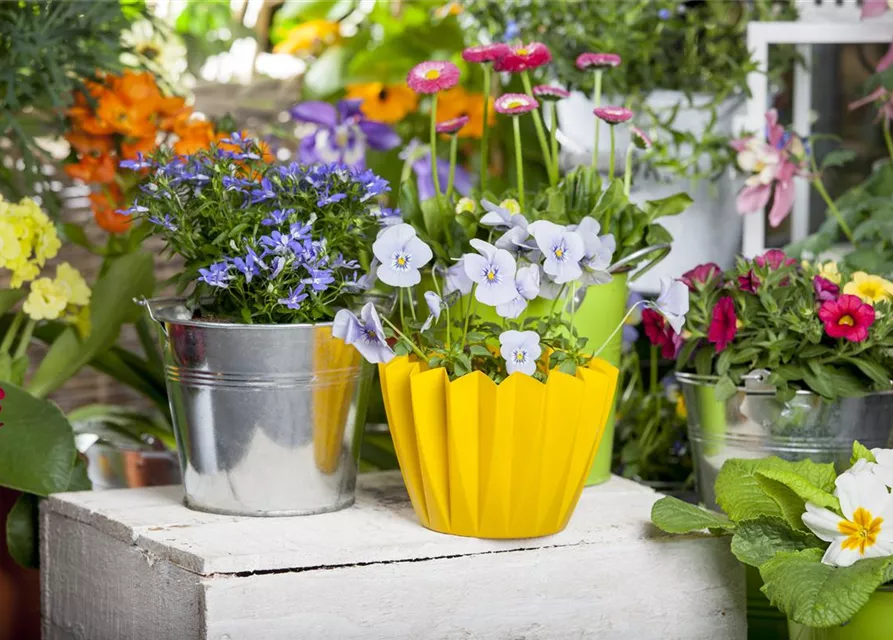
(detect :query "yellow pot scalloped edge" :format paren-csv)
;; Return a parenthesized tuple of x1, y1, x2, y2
(379, 356, 619, 539)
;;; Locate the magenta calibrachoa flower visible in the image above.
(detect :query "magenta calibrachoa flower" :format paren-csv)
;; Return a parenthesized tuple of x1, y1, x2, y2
(494, 93, 539, 115)
(407, 60, 460, 94)
(462, 43, 510, 64)
(532, 85, 571, 101)
(575, 52, 622, 70)
(436, 116, 469, 135)
(493, 43, 552, 73)
(499, 330, 542, 376)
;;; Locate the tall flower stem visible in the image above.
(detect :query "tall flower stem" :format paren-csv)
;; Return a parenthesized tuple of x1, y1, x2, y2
(0, 312, 23, 355)
(623, 143, 634, 196)
(430, 94, 442, 197)
(521, 71, 556, 186)
(884, 118, 893, 164)
(591, 300, 649, 359)
(446, 134, 458, 201)
(13, 318, 35, 360)
(512, 117, 526, 210)
(608, 126, 616, 181)
(809, 154, 856, 247)
(480, 66, 492, 192)
(461, 287, 478, 350)
(549, 102, 560, 181)
(381, 316, 428, 361)
(399, 288, 406, 329)
(569, 281, 577, 347)
(432, 273, 451, 349)
(592, 69, 603, 169)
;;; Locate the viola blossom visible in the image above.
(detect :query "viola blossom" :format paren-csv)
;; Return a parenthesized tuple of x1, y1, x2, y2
(444, 258, 473, 296)
(681, 263, 721, 290)
(494, 222, 532, 257)
(278, 284, 309, 310)
(642, 308, 683, 359)
(496, 265, 541, 319)
(802, 471, 893, 567)
(436, 115, 470, 135)
(630, 127, 653, 150)
(575, 52, 622, 70)
(532, 85, 571, 102)
(333, 302, 395, 364)
(499, 330, 542, 376)
(843, 272, 893, 306)
(262, 209, 294, 226)
(707, 296, 737, 353)
(406, 60, 460, 94)
(463, 239, 518, 306)
(198, 262, 232, 289)
(528, 220, 585, 284)
(593, 106, 633, 125)
(494, 93, 539, 116)
(290, 99, 400, 169)
(493, 42, 552, 73)
(480, 198, 527, 230)
(421, 291, 444, 332)
(372, 223, 433, 288)
(462, 43, 510, 64)
(818, 294, 876, 343)
(572, 217, 614, 285)
(813, 275, 840, 303)
(654, 277, 689, 334)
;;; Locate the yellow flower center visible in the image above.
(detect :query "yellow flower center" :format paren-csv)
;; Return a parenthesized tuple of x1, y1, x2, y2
(513, 351, 525, 362)
(839, 507, 883, 555)
(486, 269, 496, 281)
(860, 283, 882, 300)
(554, 248, 564, 258)
(516, 48, 529, 55)
(838, 315, 855, 327)
(507, 99, 524, 109)
(397, 256, 407, 266)
(424, 69, 441, 80)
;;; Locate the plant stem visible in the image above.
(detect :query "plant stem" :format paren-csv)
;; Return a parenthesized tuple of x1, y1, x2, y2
(446, 134, 458, 201)
(569, 282, 577, 346)
(409, 288, 417, 321)
(381, 316, 428, 361)
(549, 101, 560, 180)
(884, 118, 893, 165)
(399, 288, 406, 329)
(512, 117, 525, 210)
(13, 318, 35, 360)
(592, 69, 603, 169)
(0, 312, 23, 355)
(521, 71, 556, 186)
(623, 143, 634, 197)
(549, 285, 568, 315)
(480, 66, 492, 192)
(461, 286, 478, 350)
(609, 126, 616, 181)
(809, 153, 856, 247)
(432, 273, 450, 349)
(430, 94, 441, 197)
(649, 345, 660, 430)
(591, 300, 648, 359)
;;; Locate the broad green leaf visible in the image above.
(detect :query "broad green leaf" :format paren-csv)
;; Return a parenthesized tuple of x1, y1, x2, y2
(756, 468, 840, 512)
(67, 454, 92, 492)
(0, 382, 75, 496)
(756, 474, 810, 531)
(28, 251, 155, 398)
(642, 192, 693, 222)
(650, 496, 736, 534)
(731, 517, 824, 567)
(852, 441, 877, 466)
(0, 289, 24, 316)
(6, 493, 39, 568)
(820, 149, 857, 170)
(760, 549, 893, 628)
(842, 356, 892, 389)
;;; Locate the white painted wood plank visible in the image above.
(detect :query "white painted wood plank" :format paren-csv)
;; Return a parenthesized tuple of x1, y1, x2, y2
(792, 44, 814, 244)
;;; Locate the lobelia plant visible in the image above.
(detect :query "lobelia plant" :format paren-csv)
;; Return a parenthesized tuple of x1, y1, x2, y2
(652, 442, 893, 629)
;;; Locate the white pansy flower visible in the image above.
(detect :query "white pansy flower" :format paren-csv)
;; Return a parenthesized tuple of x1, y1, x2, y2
(496, 264, 540, 319)
(332, 303, 395, 364)
(444, 259, 473, 296)
(480, 199, 527, 230)
(420, 291, 444, 332)
(654, 277, 690, 334)
(499, 330, 542, 376)
(528, 220, 584, 284)
(372, 223, 433, 288)
(463, 239, 517, 306)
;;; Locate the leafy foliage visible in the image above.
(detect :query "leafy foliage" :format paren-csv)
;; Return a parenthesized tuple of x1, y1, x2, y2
(650, 495, 735, 534)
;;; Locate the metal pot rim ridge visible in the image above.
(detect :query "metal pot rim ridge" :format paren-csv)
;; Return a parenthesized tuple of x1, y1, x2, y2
(144, 296, 335, 330)
(674, 371, 893, 399)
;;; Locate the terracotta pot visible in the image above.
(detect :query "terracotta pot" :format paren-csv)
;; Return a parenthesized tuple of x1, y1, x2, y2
(0, 488, 40, 640)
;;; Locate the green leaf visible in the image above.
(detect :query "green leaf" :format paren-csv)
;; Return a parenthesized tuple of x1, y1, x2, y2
(730, 517, 824, 567)
(6, 493, 39, 568)
(0, 382, 75, 496)
(852, 441, 877, 466)
(0, 289, 24, 316)
(760, 549, 893, 628)
(756, 468, 840, 512)
(755, 475, 811, 531)
(820, 149, 857, 170)
(642, 192, 693, 222)
(842, 356, 892, 388)
(650, 496, 736, 534)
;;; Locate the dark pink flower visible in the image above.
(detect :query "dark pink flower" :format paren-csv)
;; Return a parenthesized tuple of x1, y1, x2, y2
(435, 115, 470, 135)
(494, 93, 539, 116)
(708, 297, 737, 353)
(862, 0, 890, 19)
(493, 42, 552, 73)
(681, 263, 722, 290)
(532, 85, 570, 101)
(813, 275, 840, 302)
(818, 294, 875, 343)
(576, 52, 621, 70)
(407, 61, 460, 94)
(462, 43, 510, 64)
(642, 308, 683, 359)
(738, 270, 760, 294)
(754, 249, 797, 271)
(630, 126, 652, 150)
(593, 106, 633, 125)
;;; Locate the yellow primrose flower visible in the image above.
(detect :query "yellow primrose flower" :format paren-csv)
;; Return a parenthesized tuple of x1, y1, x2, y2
(818, 261, 841, 284)
(0, 221, 24, 267)
(499, 198, 521, 214)
(34, 224, 61, 265)
(23, 277, 71, 321)
(273, 19, 340, 56)
(9, 261, 40, 289)
(455, 197, 476, 215)
(843, 272, 893, 305)
(54, 262, 91, 307)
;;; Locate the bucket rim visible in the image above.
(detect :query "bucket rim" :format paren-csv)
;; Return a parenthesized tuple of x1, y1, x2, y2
(143, 296, 335, 330)
(675, 371, 893, 399)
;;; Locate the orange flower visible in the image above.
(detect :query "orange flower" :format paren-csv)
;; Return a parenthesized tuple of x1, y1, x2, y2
(65, 154, 116, 184)
(345, 82, 418, 124)
(274, 19, 340, 55)
(67, 105, 116, 136)
(173, 119, 216, 155)
(121, 136, 158, 160)
(437, 86, 495, 139)
(65, 131, 114, 156)
(97, 93, 156, 138)
(157, 96, 191, 131)
(90, 186, 130, 234)
(112, 71, 162, 108)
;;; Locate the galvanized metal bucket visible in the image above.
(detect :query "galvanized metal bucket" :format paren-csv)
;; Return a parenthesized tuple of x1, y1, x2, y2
(144, 297, 372, 516)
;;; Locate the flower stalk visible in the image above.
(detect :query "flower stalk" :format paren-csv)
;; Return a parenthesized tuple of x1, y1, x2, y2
(592, 69, 603, 169)
(480, 67, 492, 192)
(429, 95, 442, 196)
(521, 72, 557, 186)
(512, 117, 526, 210)
(809, 153, 857, 247)
(446, 134, 458, 201)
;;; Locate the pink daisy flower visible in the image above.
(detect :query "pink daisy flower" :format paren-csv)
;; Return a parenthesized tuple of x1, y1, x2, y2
(576, 52, 622, 70)
(593, 106, 633, 125)
(462, 43, 510, 64)
(494, 93, 539, 116)
(407, 61, 460, 94)
(532, 85, 570, 102)
(630, 126, 652, 149)
(435, 115, 470, 135)
(493, 42, 552, 73)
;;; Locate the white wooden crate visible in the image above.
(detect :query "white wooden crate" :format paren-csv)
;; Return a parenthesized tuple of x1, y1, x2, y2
(41, 472, 745, 640)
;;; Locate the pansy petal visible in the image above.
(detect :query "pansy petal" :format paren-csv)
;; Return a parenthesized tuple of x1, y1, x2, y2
(405, 235, 434, 269)
(358, 120, 401, 151)
(289, 101, 338, 127)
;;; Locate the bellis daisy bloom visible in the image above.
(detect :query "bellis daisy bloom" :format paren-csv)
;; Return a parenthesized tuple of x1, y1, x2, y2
(493, 42, 552, 73)
(499, 330, 542, 376)
(372, 223, 433, 288)
(407, 60, 460, 94)
(333, 303, 395, 364)
(462, 43, 510, 64)
(575, 52, 621, 70)
(843, 272, 893, 305)
(463, 239, 518, 306)
(435, 115, 470, 135)
(818, 294, 876, 343)
(532, 85, 570, 101)
(593, 106, 634, 125)
(494, 93, 539, 116)
(630, 127, 652, 149)
(528, 220, 585, 284)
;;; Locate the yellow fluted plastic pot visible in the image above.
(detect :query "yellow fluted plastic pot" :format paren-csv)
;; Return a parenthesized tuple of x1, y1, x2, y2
(379, 356, 619, 538)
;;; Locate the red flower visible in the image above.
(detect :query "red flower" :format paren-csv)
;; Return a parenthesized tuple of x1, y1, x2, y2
(738, 270, 760, 293)
(754, 249, 797, 271)
(818, 294, 875, 343)
(681, 262, 721, 290)
(642, 308, 683, 359)
(493, 42, 552, 73)
(708, 297, 737, 353)
(462, 43, 510, 64)
(813, 275, 840, 302)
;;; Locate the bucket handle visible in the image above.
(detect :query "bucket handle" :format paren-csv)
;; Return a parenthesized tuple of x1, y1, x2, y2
(608, 243, 671, 282)
(135, 297, 169, 339)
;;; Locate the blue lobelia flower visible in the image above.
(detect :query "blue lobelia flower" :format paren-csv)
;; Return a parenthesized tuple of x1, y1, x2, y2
(332, 254, 360, 270)
(317, 185, 348, 207)
(278, 284, 309, 310)
(248, 177, 277, 204)
(223, 176, 254, 193)
(198, 262, 232, 289)
(658, 8, 671, 19)
(231, 247, 267, 283)
(354, 168, 391, 202)
(288, 221, 313, 243)
(263, 209, 294, 226)
(332, 302, 395, 364)
(370, 206, 402, 227)
(499, 330, 542, 376)
(302, 267, 335, 292)
(120, 153, 153, 171)
(148, 214, 177, 233)
(502, 20, 520, 42)
(259, 231, 294, 257)
(290, 100, 401, 169)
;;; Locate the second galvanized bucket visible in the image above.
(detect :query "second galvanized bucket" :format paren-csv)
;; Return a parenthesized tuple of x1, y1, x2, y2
(145, 297, 372, 516)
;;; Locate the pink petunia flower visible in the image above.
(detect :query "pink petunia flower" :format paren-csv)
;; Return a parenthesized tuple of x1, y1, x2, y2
(813, 275, 840, 302)
(593, 106, 633, 125)
(494, 93, 539, 116)
(738, 270, 760, 294)
(407, 61, 460, 94)
(532, 85, 571, 101)
(630, 126, 653, 150)
(754, 248, 797, 271)
(681, 262, 721, 290)
(818, 294, 875, 343)
(462, 43, 511, 64)
(576, 52, 622, 70)
(707, 296, 737, 353)
(493, 42, 552, 73)
(435, 115, 470, 135)
(642, 308, 683, 359)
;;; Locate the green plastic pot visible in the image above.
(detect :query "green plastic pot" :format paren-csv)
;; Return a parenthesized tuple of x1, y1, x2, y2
(787, 587, 893, 639)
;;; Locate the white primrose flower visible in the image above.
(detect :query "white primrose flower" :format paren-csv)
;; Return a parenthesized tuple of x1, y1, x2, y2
(372, 223, 433, 288)
(870, 449, 893, 489)
(528, 220, 585, 284)
(654, 277, 690, 334)
(573, 217, 615, 286)
(444, 259, 473, 296)
(480, 199, 528, 230)
(499, 330, 542, 376)
(332, 302, 395, 364)
(420, 291, 444, 332)
(802, 471, 893, 568)
(463, 239, 518, 306)
(496, 264, 541, 319)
